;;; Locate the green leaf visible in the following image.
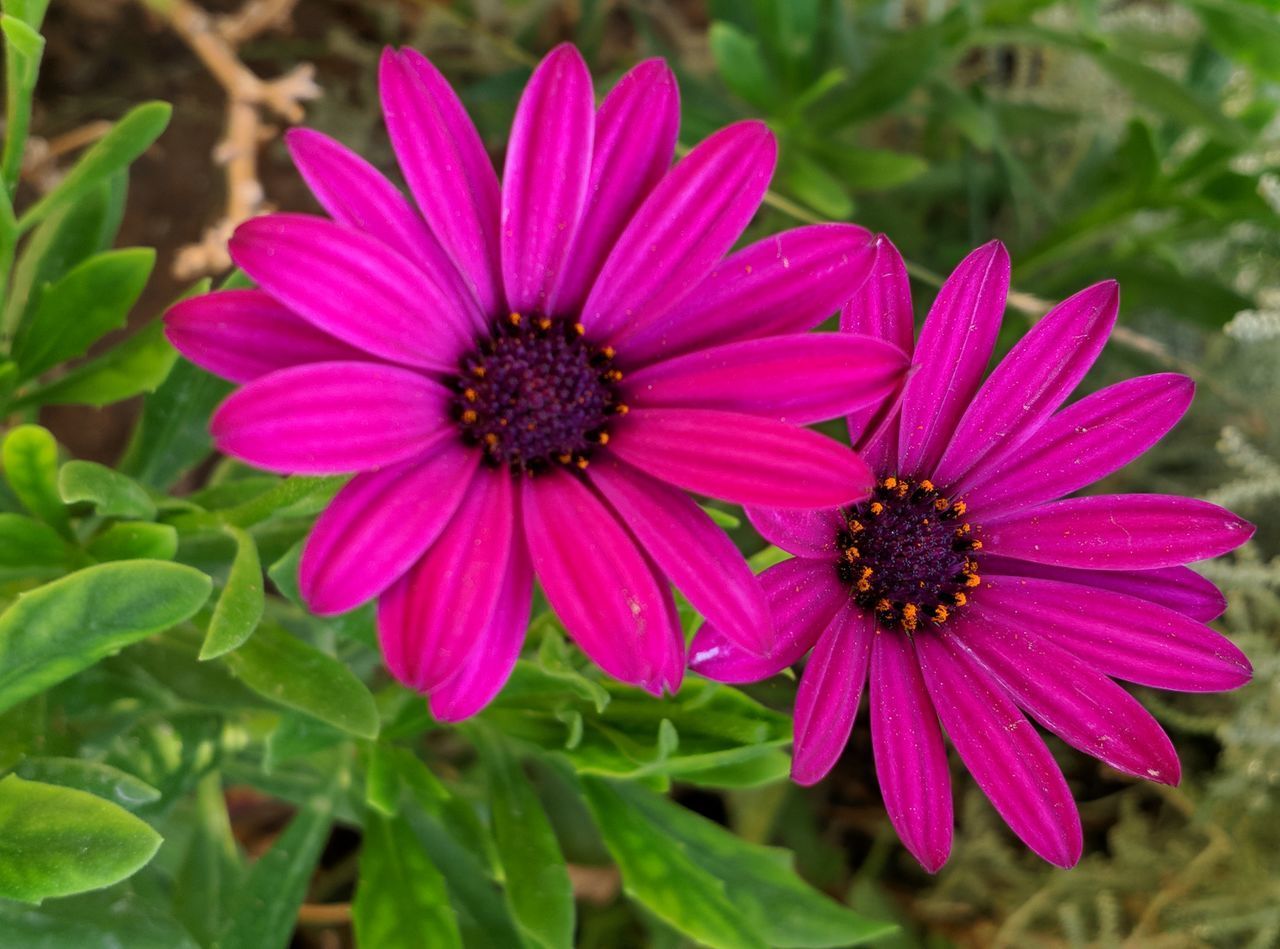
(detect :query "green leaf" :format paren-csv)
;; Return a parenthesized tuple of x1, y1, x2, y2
(215, 783, 335, 949)
(200, 526, 264, 659)
(121, 354, 232, 490)
(1190, 0, 1280, 81)
(353, 811, 463, 949)
(15, 318, 178, 408)
(1, 424, 68, 532)
(0, 773, 162, 904)
(583, 778, 895, 948)
(778, 152, 854, 219)
(174, 773, 244, 947)
(12, 247, 154, 379)
(221, 622, 379, 738)
(0, 14, 44, 198)
(88, 521, 179, 561)
(17, 101, 172, 233)
(0, 886, 199, 949)
(474, 732, 575, 949)
(59, 459, 156, 519)
(0, 511, 68, 568)
(815, 144, 928, 190)
(0, 559, 212, 714)
(1088, 49, 1246, 144)
(710, 22, 774, 110)
(365, 742, 402, 818)
(13, 757, 161, 811)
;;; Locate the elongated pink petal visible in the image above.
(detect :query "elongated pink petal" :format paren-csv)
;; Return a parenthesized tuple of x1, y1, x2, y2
(983, 494, 1254, 569)
(164, 289, 369, 383)
(583, 121, 777, 342)
(590, 459, 772, 654)
(955, 604, 1180, 784)
(624, 224, 876, 363)
(626, 333, 907, 425)
(791, 605, 874, 785)
(975, 573, 1251, 691)
(916, 630, 1082, 868)
(377, 467, 514, 692)
(551, 59, 679, 315)
(934, 281, 1119, 487)
(429, 533, 534, 722)
(960, 374, 1194, 512)
(210, 362, 450, 474)
(842, 235, 914, 471)
(523, 471, 676, 691)
(610, 408, 873, 509)
(380, 48, 503, 315)
(285, 128, 485, 332)
(870, 632, 952, 873)
(897, 242, 1009, 476)
(229, 214, 474, 370)
(501, 45, 594, 315)
(746, 505, 845, 559)
(690, 558, 846, 683)
(299, 441, 480, 614)
(981, 555, 1227, 622)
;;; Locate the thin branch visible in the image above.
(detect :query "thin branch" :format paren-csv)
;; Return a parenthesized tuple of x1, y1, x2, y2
(296, 902, 352, 926)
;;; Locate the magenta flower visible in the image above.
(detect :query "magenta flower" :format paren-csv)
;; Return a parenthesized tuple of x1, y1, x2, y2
(164, 45, 906, 719)
(691, 238, 1254, 870)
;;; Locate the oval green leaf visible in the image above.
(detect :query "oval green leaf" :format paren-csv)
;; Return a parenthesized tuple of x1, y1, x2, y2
(2, 424, 68, 532)
(59, 459, 156, 520)
(199, 526, 264, 660)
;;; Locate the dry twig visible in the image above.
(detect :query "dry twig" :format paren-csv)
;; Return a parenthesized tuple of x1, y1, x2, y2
(140, 0, 318, 278)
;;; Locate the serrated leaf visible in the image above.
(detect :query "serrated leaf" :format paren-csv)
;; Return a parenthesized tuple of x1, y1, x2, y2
(353, 811, 463, 949)
(13, 757, 161, 811)
(200, 526, 264, 659)
(12, 247, 154, 379)
(0, 773, 162, 904)
(59, 459, 155, 519)
(88, 521, 178, 562)
(220, 622, 379, 738)
(0, 559, 212, 714)
(1, 424, 68, 532)
(17, 101, 171, 233)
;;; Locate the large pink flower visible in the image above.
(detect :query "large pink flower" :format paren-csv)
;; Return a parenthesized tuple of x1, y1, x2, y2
(165, 45, 907, 719)
(692, 238, 1254, 870)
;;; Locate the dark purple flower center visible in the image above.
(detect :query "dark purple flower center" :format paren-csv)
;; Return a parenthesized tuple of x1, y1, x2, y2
(835, 476, 983, 632)
(451, 312, 625, 473)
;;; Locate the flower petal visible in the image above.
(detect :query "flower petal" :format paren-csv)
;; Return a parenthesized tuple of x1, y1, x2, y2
(299, 441, 480, 614)
(523, 470, 676, 691)
(870, 632, 952, 873)
(583, 121, 777, 342)
(842, 235, 915, 471)
(955, 603, 1180, 784)
(959, 374, 1194, 512)
(551, 59, 679, 316)
(229, 214, 474, 370)
(501, 44, 594, 315)
(745, 505, 845, 560)
(624, 224, 876, 364)
(380, 48, 503, 315)
(981, 555, 1226, 623)
(210, 362, 451, 474)
(285, 128, 485, 332)
(690, 558, 846, 684)
(429, 533, 534, 722)
(626, 332, 908, 425)
(590, 459, 772, 654)
(897, 242, 1010, 476)
(916, 630, 1082, 868)
(164, 289, 369, 384)
(983, 494, 1255, 569)
(377, 466, 514, 692)
(791, 604, 874, 785)
(934, 281, 1119, 488)
(975, 573, 1252, 692)
(611, 408, 874, 509)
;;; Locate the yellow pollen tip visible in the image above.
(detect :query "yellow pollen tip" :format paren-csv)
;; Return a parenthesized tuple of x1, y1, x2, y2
(576, 457, 589, 470)
(953, 592, 967, 607)
(597, 432, 610, 445)
(574, 322, 586, 335)
(970, 540, 984, 550)
(919, 479, 935, 492)
(483, 433, 499, 447)
(471, 366, 486, 378)
(463, 388, 478, 402)
(856, 579, 871, 592)
(934, 498, 950, 511)
(932, 606, 949, 623)
(875, 598, 892, 613)
(557, 453, 572, 464)
(959, 522, 971, 534)
(844, 547, 860, 561)
(615, 403, 629, 415)
(849, 520, 864, 533)
(860, 566, 873, 579)
(602, 346, 616, 359)
(607, 369, 624, 382)
(461, 409, 478, 424)
(966, 574, 981, 588)
(882, 477, 898, 489)
(537, 317, 552, 330)
(953, 501, 967, 516)
(869, 502, 884, 515)
(508, 311, 522, 326)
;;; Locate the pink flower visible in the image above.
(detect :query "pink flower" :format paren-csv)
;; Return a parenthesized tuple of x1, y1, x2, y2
(165, 45, 907, 719)
(691, 238, 1254, 870)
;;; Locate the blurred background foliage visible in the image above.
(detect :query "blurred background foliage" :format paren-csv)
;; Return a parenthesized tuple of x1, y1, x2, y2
(2, 0, 1279, 946)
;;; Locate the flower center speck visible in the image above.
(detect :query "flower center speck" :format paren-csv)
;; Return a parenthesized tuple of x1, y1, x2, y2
(836, 477, 983, 632)
(451, 312, 626, 473)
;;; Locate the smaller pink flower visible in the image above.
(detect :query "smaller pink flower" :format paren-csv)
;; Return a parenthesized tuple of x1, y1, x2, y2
(165, 45, 908, 720)
(692, 238, 1254, 871)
